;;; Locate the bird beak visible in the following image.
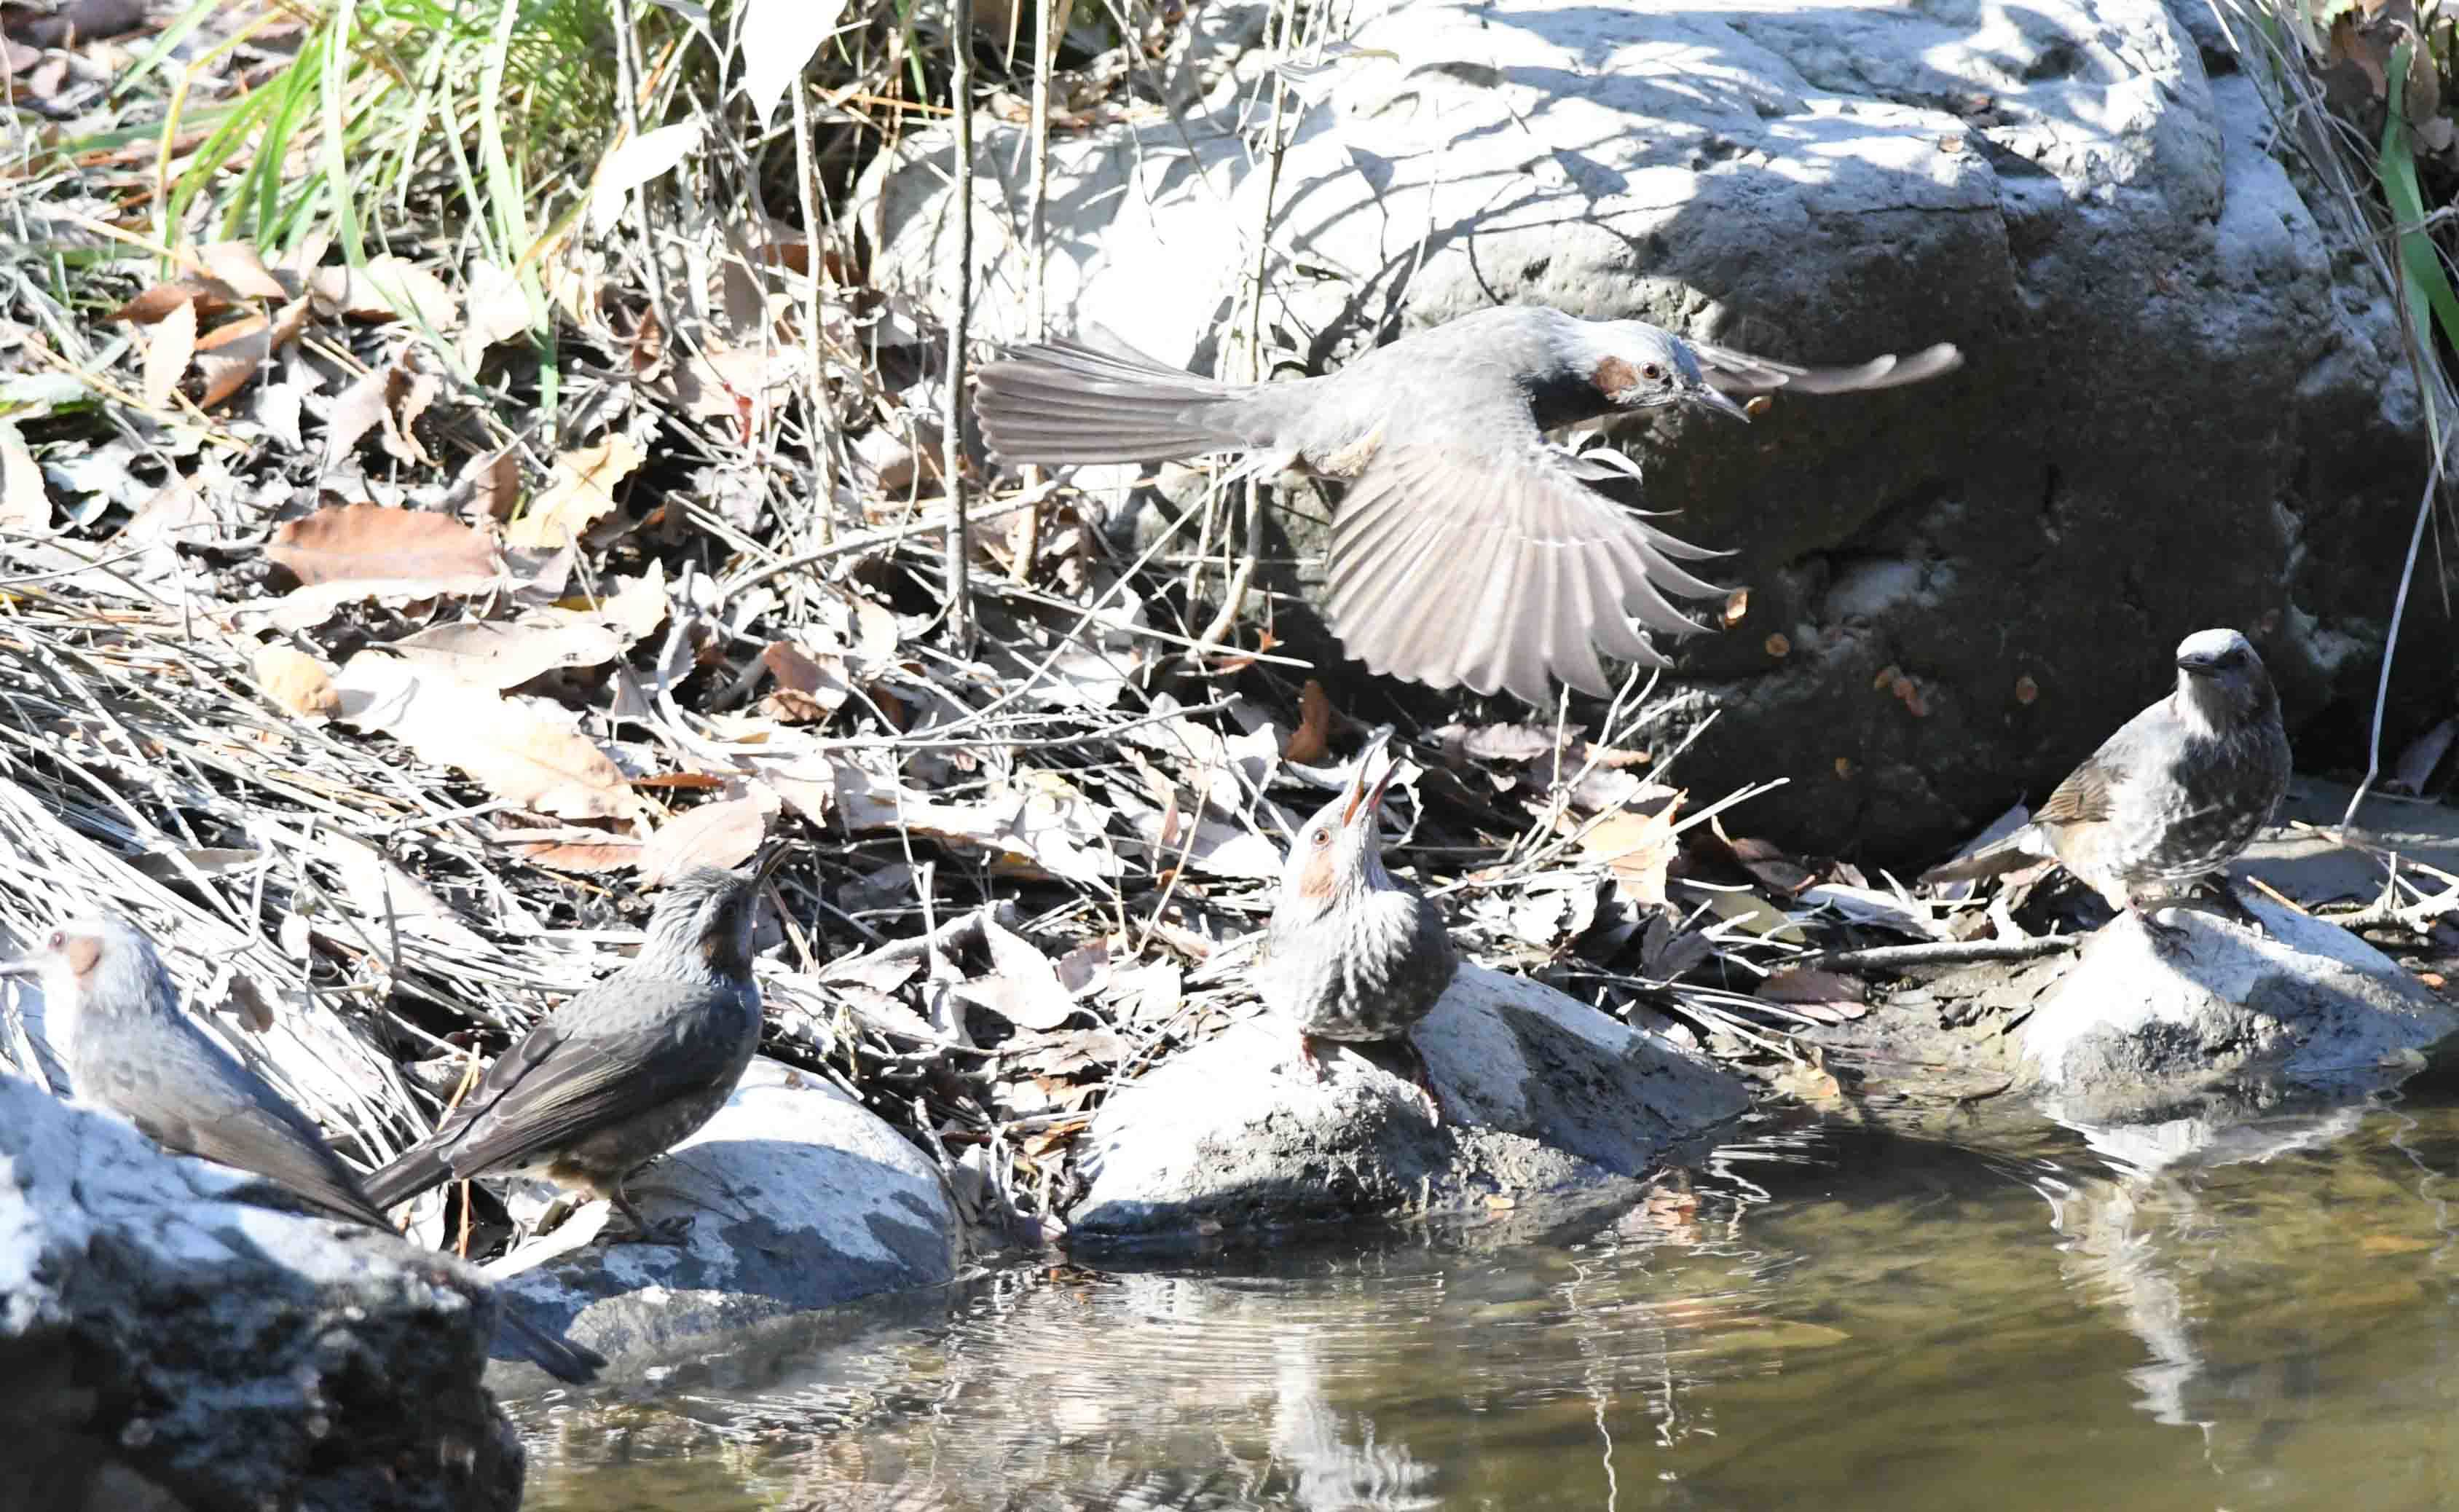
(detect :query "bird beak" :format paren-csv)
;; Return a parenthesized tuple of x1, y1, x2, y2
(1339, 729, 1398, 830)
(2174, 651, 2220, 674)
(749, 838, 792, 886)
(0, 957, 34, 980)
(1688, 383, 1753, 424)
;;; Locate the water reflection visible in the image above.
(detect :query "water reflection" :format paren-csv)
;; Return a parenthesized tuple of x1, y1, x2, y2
(525, 1098, 2459, 1511)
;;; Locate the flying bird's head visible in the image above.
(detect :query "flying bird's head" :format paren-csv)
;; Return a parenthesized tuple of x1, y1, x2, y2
(1584, 322, 1752, 424)
(2171, 628, 2275, 730)
(0, 914, 176, 1049)
(642, 844, 789, 984)
(1276, 731, 1404, 929)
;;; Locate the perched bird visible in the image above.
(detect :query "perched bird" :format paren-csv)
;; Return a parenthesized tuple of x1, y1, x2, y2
(0, 915, 600, 1383)
(363, 850, 784, 1243)
(1920, 629, 2291, 936)
(1257, 730, 1460, 1112)
(974, 304, 1962, 702)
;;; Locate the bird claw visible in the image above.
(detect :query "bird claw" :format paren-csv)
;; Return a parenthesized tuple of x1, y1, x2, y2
(1295, 1032, 1335, 1083)
(610, 1192, 694, 1247)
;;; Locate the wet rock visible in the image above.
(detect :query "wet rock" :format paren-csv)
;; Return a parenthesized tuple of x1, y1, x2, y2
(2015, 894, 2459, 1122)
(1068, 964, 1749, 1240)
(484, 1058, 959, 1377)
(0, 1076, 523, 1512)
(864, 0, 2448, 861)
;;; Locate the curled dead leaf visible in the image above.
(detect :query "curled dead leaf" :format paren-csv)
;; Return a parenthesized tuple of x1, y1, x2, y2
(251, 644, 339, 718)
(507, 435, 643, 549)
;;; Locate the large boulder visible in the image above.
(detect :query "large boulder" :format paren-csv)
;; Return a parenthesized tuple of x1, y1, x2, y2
(862, 0, 2449, 862)
(0, 1076, 523, 1512)
(2015, 894, 2459, 1120)
(481, 1058, 960, 1377)
(1069, 964, 1749, 1240)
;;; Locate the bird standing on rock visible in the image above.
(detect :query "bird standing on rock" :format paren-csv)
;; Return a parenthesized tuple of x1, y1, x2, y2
(0, 914, 601, 1383)
(364, 850, 785, 1243)
(1258, 730, 1459, 1113)
(1920, 628, 2291, 938)
(974, 304, 1963, 703)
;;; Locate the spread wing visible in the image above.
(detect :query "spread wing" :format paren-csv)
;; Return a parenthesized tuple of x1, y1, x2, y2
(1692, 339, 1964, 396)
(96, 1023, 390, 1228)
(1321, 437, 1728, 703)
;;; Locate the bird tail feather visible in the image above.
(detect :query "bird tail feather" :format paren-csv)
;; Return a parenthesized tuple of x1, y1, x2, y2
(974, 336, 1256, 465)
(363, 1144, 451, 1210)
(494, 1304, 605, 1385)
(1919, 828, 2050, 887)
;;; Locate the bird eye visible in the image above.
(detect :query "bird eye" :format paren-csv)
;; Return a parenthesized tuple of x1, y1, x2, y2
(44, 930, 63, 952)
(1641, 363, 1665, 382)
(1308, 827, 1334, 850)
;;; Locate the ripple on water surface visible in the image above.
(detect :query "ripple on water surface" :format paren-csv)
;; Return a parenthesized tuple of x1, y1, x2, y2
(520, 1096, 2459, 1511)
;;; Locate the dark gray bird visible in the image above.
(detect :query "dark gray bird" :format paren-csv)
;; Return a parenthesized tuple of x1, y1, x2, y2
(1920, 629, 2291, 934)
(974, 304, 1962, 703)
(1257, 730, 1460, 1111)
(0, 914, 600, 1383)
(363, 851, 783, 1243)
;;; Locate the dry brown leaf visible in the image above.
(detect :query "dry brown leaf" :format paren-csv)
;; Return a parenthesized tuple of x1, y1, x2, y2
(196, 242, 289, 300)
(637, 795, 773, 886)
(0, 420, 47, 531)
(1577, 798, 1684, 911)
(189, 296, 312, 409)
(759, 641, 851, 724)
(508, 435, 642, 548)
(459, 261, 533, 367)
(251, 644, 339, 718)
(515, 838, 643, 873)
(266, 503, 496, 588)
(311, 254, 459, 331)
(458, 446, 523, 524)
(315, 830, 491, 953)
(141, 296, 196, 412)
(1286, 679, 1334, 765)
(596, 561, 669, 643)
(332, 653, 647, 822)
(953, 915, 1079, 1031)
(390, 611, 626, 690)
(113, 280, 238, 326)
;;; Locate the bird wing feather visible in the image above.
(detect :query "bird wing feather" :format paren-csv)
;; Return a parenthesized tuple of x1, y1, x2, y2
(109, 1024, 391, 1227)
(420, 983, 751, 1183)
(1322, 438, 1727, 703)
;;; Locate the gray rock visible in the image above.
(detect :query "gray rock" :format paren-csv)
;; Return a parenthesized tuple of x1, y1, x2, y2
(0, 1076, 522, 1512)
(483, 1058, 959, 1378)
(1069, 964, 1749, 1240)
(862, 0, 2448, 860)
(2015, 893, 2459, 1119)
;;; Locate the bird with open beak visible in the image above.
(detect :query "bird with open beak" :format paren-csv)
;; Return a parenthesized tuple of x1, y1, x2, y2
(363, 846, 787, 1243)
(1256, 730, 1460, 1117)
(0, 913, 601, 1382)
(1921, 628, 2291, 941)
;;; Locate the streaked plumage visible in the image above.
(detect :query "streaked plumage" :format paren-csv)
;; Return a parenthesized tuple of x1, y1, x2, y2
(1258, 731, 1459, 1066)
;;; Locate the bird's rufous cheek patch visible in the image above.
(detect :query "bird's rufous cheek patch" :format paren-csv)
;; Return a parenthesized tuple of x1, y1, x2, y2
(1294, 848, 1341, 902)
(64, 934, 101, 979)
(1592, 355, 1639, 401)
